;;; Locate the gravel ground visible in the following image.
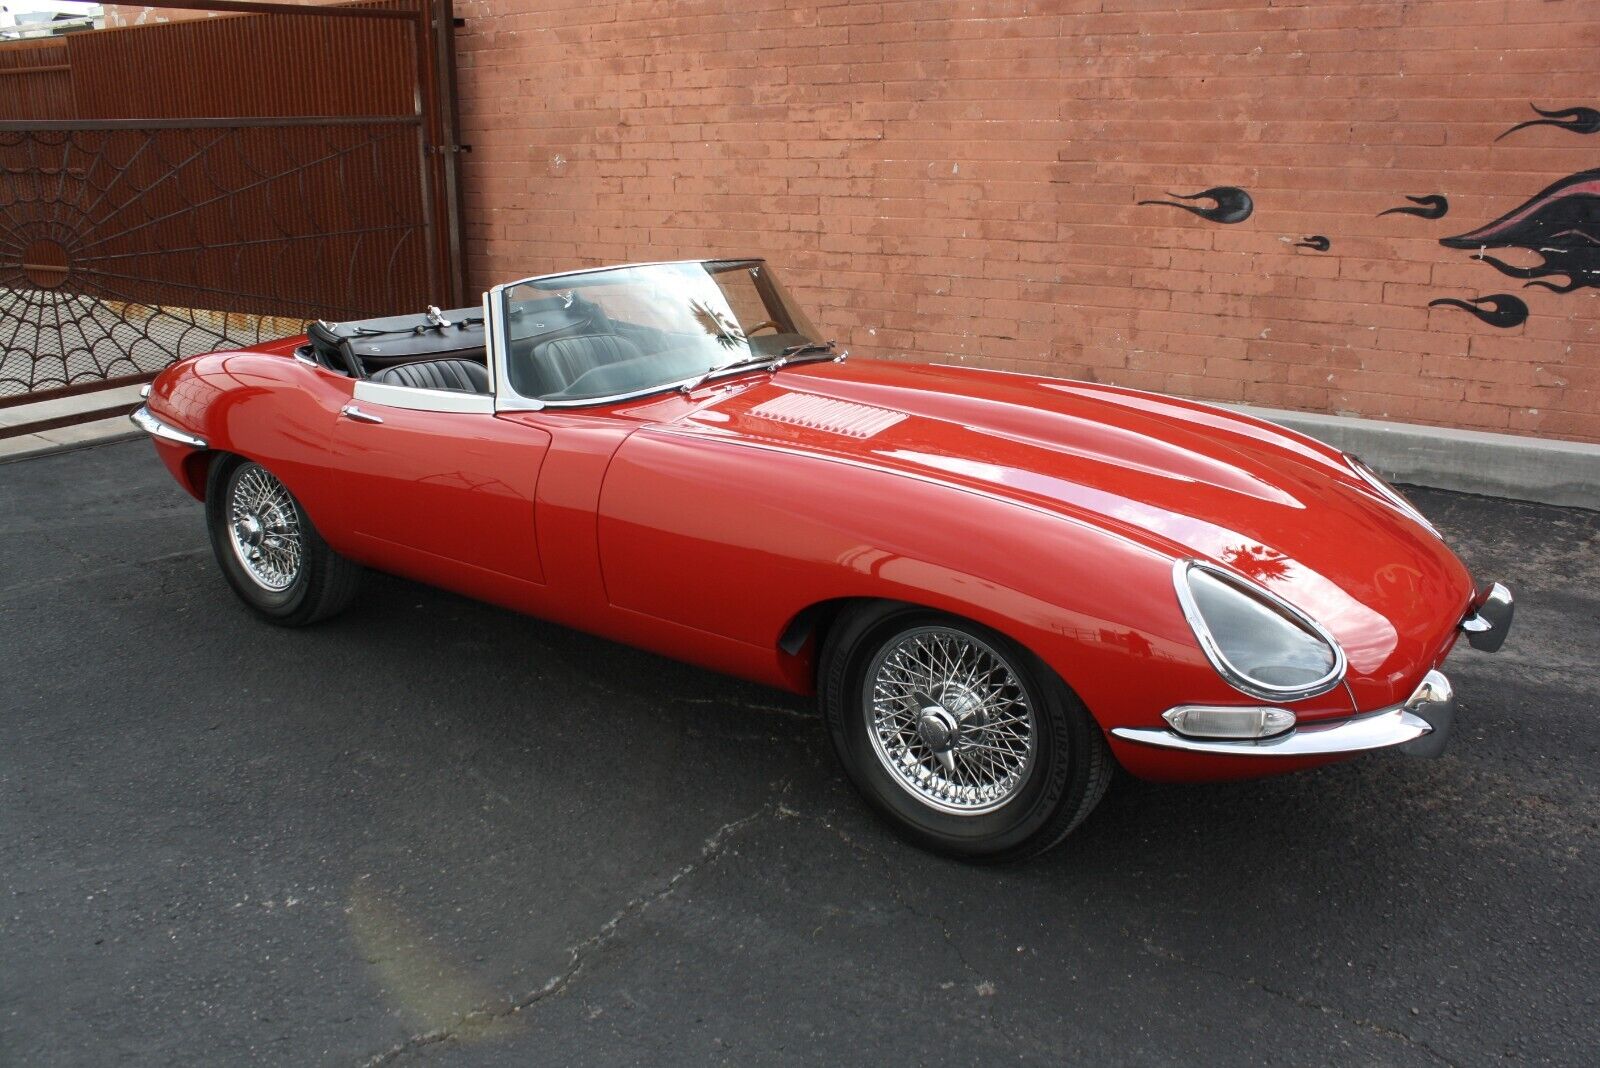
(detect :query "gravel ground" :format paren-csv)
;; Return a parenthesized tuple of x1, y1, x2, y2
(3, 438, 1597, 1066)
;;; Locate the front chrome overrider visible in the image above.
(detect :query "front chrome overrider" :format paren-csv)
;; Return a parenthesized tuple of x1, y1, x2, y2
(1111, 669, 1456, 759)
(865, 626, 1037, 814)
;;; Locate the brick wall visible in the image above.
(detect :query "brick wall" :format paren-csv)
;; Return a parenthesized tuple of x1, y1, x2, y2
(455, 0, 1598, 440)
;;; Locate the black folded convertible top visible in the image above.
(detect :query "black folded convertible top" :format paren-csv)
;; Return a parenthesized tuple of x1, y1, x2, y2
(307, 306, 484, 374)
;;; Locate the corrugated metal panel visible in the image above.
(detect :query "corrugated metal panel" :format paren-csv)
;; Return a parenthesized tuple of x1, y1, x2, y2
(0, 39, 73, 120)
(67, 2, 416, 120)
(0, 1, 431, 316)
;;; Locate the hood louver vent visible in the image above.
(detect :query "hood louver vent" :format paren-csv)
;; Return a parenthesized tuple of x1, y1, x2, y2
(749, 392, 907, 439)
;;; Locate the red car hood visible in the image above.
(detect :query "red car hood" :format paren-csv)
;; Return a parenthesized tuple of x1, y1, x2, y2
(677, 359, 1476, 708)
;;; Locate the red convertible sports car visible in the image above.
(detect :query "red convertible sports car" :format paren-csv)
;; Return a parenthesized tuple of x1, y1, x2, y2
(132, 259, 1513, 860)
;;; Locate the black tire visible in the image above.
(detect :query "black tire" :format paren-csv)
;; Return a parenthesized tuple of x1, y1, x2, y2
(205, 455, 361, 627)
(819, 602, 1111, 862)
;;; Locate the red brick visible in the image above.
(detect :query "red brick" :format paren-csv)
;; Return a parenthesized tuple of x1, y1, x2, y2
(430, 0, 1600, 442)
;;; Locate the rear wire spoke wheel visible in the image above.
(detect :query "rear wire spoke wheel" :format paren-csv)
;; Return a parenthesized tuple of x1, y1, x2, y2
(821, 604, 1111, 862)
(226, 464, 303, 591)
(205, 456, 362, 627)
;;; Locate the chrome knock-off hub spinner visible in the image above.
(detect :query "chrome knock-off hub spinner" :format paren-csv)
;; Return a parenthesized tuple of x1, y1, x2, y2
(934, 680, 987, 728)
(916, 706, 960, 751)
(236, 513, 265, 548)
(916, 705, 961, 773)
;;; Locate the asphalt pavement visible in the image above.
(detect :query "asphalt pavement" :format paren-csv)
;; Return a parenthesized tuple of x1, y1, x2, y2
(3, 438, 1597, 1066)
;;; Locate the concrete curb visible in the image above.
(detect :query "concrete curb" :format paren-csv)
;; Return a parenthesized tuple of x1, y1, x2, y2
(0, 421, 143, 464)
(0, 383, 151, 464)
(1232, 403, 1600, 512)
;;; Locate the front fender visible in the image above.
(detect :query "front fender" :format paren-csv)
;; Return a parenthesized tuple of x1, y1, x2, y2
(595, 428, 1356, 750)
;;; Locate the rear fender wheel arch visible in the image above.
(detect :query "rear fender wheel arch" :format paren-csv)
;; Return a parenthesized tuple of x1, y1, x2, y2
(203, 452, 361, 627)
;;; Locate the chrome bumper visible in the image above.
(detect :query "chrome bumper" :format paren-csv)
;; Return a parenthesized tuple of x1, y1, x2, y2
(1110, 669, 1455, 759)
(1110, 582, 1508, 761)
(130, 405, 207, 450)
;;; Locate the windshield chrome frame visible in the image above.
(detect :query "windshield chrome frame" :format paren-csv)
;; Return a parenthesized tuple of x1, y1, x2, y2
(487, 258, 825, 412)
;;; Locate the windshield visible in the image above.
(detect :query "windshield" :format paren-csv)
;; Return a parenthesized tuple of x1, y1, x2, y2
(499, 259, 824, 402)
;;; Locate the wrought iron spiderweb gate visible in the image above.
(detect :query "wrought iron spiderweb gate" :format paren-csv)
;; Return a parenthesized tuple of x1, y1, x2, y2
(0, 0, 464, 408)
(0, 116, 433, 399)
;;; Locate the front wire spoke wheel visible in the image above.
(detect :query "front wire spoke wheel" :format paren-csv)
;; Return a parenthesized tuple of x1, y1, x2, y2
(864, 625, 1038, 815)
(227, 464, 303, 591)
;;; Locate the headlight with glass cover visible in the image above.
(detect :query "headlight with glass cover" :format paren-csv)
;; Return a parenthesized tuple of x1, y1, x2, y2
(1344, 454, 1441, 538)
(1174, 561, 1347, 702)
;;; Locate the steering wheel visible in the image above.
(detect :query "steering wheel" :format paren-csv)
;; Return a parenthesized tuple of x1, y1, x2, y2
(744, 320, 781, 335)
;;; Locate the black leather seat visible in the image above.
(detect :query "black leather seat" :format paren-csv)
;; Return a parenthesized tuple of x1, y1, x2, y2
(526, 334, 643, 395)
(371, 358, 489, 394)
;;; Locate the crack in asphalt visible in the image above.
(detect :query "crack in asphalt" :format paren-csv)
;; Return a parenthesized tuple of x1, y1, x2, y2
(1139, 939, 1461, 1067)
(359, 793, 1001, 1066)
(673, 696, 817, 722)
(773, 804, 1001, 1019)
(360, 795, 783, 1066)
(0, 546, 207, 599)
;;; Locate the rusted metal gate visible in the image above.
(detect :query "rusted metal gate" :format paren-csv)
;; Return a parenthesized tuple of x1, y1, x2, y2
(0, 0, 463, 411)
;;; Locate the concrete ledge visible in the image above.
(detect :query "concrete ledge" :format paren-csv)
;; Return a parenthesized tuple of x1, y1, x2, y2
(0, 383, 149, 463)
(1232, 403, 1600, 512)
(0, 417, 142, 464)
(0, 382, 149, 429)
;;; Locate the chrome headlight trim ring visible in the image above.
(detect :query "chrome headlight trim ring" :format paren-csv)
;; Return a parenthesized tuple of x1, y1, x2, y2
(1173, 559, 1348, 704)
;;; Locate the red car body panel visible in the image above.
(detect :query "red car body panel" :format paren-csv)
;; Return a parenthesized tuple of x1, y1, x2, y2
(144, 337, 1476, 783)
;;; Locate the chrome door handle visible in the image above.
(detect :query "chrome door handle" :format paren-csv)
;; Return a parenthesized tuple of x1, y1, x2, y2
(340, 404, 383, 424)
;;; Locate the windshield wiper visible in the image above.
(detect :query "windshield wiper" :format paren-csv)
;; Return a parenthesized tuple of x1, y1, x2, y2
(679, 351, 779, 394)
(679, 340, 843, 395)
(780, 339, 839, 359)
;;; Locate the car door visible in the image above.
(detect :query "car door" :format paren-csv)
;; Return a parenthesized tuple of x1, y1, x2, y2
(329, 389, 550, 584)
(327, 302, 550, 584)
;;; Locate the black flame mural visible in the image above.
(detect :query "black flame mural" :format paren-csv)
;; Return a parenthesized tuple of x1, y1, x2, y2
(1132, 104, 1599, 333)
(1379, 195, 1449, 220)
(1427, 294, 1531, 329)
(1137, 186, 1254, 224)
(1495, 104, 1600, 142)
(1440, 167, 1600, 296)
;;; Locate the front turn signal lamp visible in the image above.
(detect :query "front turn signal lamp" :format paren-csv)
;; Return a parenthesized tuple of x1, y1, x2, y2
(1175, 560, 1347, 702)
(1163, 705, 1297, 740)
